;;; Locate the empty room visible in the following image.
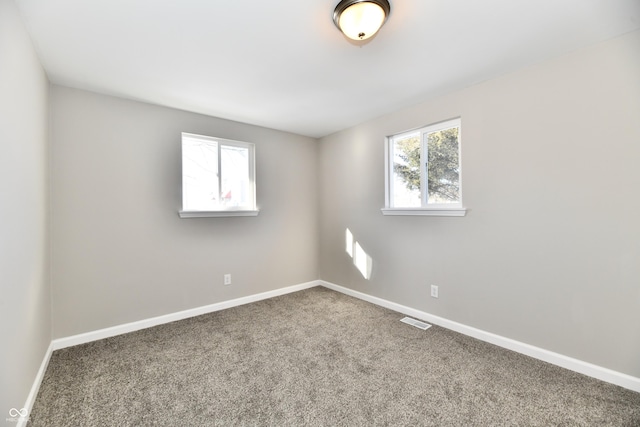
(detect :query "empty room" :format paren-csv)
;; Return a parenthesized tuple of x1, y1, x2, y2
(2, 0, 639, 425)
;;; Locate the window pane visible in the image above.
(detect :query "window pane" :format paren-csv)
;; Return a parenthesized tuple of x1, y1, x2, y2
(182, 138, 219, 211)
(392, 133, 421, 207)
(427, 126, 459, 204)
(220, 145, 250, 208)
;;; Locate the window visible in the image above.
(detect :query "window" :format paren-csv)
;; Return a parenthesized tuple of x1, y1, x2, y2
(179, 133, 257, 218)
(383, 118, 466, 216)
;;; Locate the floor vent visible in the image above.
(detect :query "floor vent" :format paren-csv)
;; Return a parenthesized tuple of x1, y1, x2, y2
(400, 317, 432, 330)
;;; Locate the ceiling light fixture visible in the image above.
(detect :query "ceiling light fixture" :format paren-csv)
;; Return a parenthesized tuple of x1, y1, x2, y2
(333, 0, 391, 41)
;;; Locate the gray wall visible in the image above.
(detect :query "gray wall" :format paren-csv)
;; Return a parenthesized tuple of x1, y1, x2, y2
(0, 0, 51, 413)
(50, 87, 318, 338)
(318, 30, 640, 377)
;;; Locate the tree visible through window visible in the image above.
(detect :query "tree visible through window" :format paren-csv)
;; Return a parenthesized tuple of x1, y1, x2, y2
(388, 118, 462, 208)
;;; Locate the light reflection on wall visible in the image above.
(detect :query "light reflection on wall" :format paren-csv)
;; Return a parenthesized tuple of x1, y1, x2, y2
(345, 228, 354, 257)
(345, 228, 372, 280)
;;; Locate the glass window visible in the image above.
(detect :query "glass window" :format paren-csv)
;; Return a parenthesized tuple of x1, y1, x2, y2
(180, 133, 257, 217)
(384, 118, 465, 216)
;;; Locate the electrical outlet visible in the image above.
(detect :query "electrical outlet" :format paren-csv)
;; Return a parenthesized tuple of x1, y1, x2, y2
(224, 274, 231, 285)
(430, 285, 439, 298)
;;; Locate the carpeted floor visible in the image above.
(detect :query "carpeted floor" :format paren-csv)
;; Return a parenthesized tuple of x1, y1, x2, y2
(29, 287, 640, 426)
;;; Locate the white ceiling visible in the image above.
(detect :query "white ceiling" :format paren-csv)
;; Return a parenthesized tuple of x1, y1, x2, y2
(15, 0, 640, 138)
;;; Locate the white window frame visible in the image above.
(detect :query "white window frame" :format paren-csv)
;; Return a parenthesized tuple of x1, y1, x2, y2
(179, 133, 258, 218)
(382, 118, 466, 217)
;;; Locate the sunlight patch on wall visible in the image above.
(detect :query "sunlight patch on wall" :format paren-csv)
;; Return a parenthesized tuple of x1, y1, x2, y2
(345, 228, 372, 280)
(346, 228, 354, 257)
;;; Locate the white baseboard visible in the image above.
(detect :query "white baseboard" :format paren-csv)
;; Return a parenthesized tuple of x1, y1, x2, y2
(52, 280, 320, 350)
(17, 341, 54, 427)
(319, 280, 640, 393)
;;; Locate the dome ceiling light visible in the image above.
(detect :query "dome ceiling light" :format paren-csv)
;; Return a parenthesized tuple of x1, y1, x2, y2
(333, 0, 391, 41)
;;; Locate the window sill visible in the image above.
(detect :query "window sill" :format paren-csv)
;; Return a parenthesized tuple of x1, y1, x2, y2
(179, 210, 260, 218)
(381, 207, 467, 217)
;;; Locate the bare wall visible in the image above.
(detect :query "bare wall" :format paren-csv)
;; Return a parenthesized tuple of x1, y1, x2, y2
(0, 0, 51, 414)
(50, 87, 318, 338)
(318, 30, 640, 377)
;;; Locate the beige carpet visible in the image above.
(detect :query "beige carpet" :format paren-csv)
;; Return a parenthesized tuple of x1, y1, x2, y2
(29, 287, 640, 426)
